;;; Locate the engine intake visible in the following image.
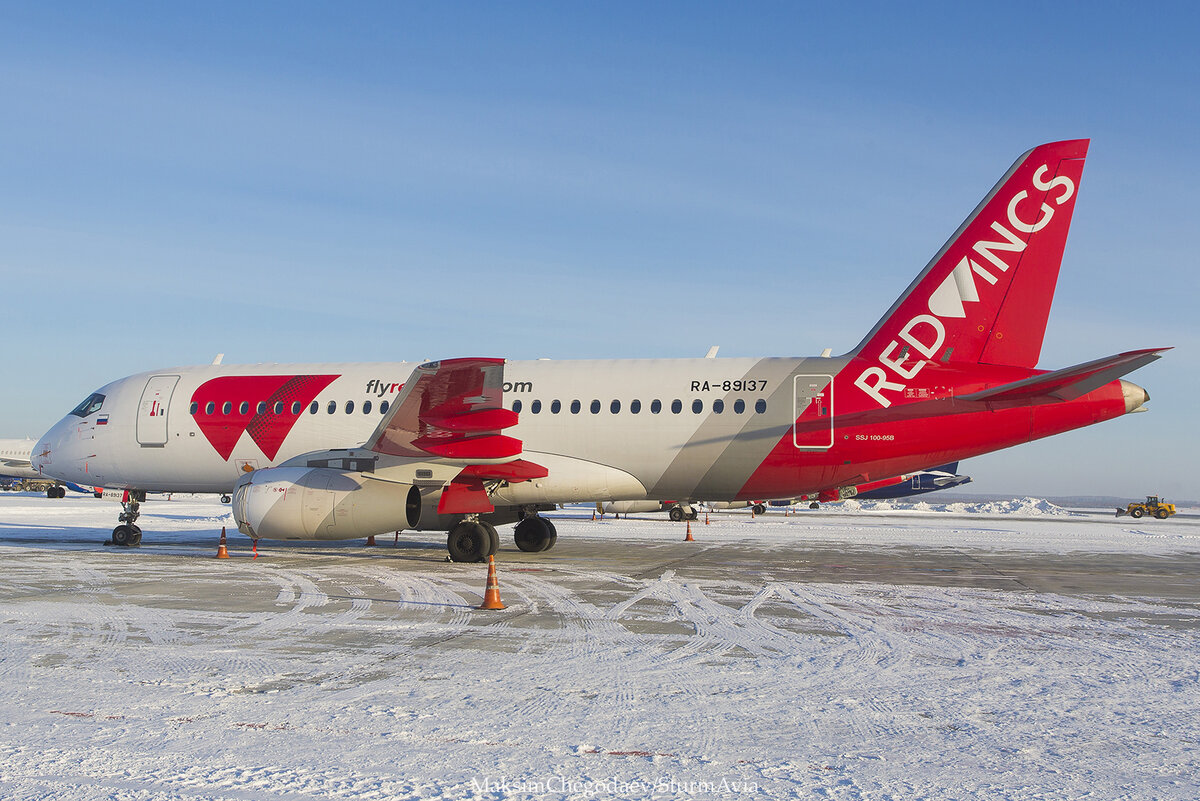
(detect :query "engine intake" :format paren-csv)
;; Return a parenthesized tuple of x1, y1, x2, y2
(232, 467, 421, 541)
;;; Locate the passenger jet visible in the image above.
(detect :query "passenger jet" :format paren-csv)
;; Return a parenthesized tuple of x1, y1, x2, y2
(33, 140, 1165, 560)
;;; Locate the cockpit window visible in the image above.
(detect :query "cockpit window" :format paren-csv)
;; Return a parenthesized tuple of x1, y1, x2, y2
(70, 393, 106, 418)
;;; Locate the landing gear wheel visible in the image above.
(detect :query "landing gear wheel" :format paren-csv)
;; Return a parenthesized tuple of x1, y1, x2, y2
(668, 506, 685, 523)
(130, 526, 142, 546)
(514, 516, 557, 552)
(447, 521, 491, 563)
(752, 504, 767, 515)
(220, 494, 231, 504)
(480, 521, 500, 556)
(809, 501, 820, 509)
(112, 525, 135, 547)
(1130, 507, 1144, 518)
(686, 509, 698, 521)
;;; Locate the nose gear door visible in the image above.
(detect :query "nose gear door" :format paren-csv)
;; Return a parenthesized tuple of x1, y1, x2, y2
(137, 375, 180, 447)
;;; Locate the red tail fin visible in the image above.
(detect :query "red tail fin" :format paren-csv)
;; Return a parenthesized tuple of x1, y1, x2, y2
(851, 140, 1089, 375)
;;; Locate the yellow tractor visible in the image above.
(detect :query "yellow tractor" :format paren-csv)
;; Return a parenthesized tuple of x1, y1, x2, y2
(1116, 496, 1176, 519)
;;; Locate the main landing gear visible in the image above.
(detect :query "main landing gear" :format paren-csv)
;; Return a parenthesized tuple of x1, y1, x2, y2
(446, 517, 500, 563)
(109, 490, 146, 547)
(445, 514, 560, 562)
(513, 515, 557, 553)
(668, 504, 698, 522)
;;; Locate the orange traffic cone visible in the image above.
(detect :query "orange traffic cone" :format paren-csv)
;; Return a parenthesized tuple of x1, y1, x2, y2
(479, 555, 506, 610)
(684, 520, 694, 542)
(591, 510, 596, 521)
(365, 535, 376, 546)
(215, 527, 229, 559)
(704, 512, 710, 525)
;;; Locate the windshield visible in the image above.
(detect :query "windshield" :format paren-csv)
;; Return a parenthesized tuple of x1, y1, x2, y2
(69, 393, 106, 418)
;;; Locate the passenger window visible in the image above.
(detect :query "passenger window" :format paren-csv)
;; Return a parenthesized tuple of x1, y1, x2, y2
(205, 402, 215, 415)
(671, 400, 682, 414)
(345, 400, 354, 414)
(363, 400, 372, 414)
(651, 400, 662, 414)
(570, 400, 581, 414)
(691, 399, 703, 414)
(551, 400, 561, 414)
(308, 401, 317, 414)
(257, 402, 267, 414)
(755, 399, 767, 414)
(327, 400, 336, 414)
(189, 402, 198, 415)
(608, 400, 619, 414)
(631, 399, 641, 414)
(513, 399, 523, 414)
(295, 402, 304, 414)
(531, 400, 542, 414)
(222, 402, 232, 415)
(274, 402, 283, 414)
(380, 400, 389, 414)
(734, 399, 745, 414)
(239, 402, 249, 415)
(590, 400, 601, 414)
(713, 399, 724, 414)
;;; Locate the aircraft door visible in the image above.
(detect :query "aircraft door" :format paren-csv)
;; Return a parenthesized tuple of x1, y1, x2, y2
(792, 374, 833, 449)
(136, 375, 180, 447)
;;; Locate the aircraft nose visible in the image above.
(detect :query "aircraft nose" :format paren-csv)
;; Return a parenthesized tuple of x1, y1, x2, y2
(32, 419, 71, 476)
(1120, 379, 1150, 413)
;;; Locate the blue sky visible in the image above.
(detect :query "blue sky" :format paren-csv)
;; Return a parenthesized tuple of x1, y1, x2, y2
(2, 2, 1196, 498)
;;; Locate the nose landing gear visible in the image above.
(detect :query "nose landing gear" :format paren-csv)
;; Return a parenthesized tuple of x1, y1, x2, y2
(108, 490, 146, 547)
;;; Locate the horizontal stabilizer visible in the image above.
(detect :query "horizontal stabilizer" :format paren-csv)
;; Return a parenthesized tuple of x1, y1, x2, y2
(959, 348, 1168, 403)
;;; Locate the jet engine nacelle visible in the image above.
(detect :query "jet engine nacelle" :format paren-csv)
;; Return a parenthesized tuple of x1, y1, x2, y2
(232, 467, 421, 541)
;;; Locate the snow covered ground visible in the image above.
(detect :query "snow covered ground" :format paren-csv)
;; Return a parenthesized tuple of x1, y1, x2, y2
(1, 493, 1197, 800)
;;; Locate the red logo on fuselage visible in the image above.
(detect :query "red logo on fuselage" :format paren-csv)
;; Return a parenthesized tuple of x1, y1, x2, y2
(190, 375, 339, 460)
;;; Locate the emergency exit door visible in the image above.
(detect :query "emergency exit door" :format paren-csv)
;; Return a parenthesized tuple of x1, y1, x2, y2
(793, 374, 833, 449)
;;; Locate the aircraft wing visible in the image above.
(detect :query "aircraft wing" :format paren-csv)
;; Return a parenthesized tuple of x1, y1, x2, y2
(366, 358, 520, 460)
(364, 358, 547, 514)
(960, 348, 1168, 403)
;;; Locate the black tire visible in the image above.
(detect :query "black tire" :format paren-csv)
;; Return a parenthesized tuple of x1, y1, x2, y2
(809, 502, 820, 509)
(220, 495, 231, 504)
(752, 504, 767, 515)
(1130, 507, 1144, 518)
(481, 521, 500, 556)
(447, 521, 490, 562)
(668, 506, 685, 522)
(685, 509, 698, 521)
(130, 529, 143, 546)
(112, 525, 134, 547)
(542, 518, 557, 552)
(46, 487, 56, 499)
(1155, 508, 1169, 520)
(514, 516, 553, 552)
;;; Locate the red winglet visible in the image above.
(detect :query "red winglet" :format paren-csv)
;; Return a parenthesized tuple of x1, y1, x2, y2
(412, 434, 523, 461)
(419, 407, 518, 434)
(368, 358, 515, 460)
(459, 459, 549, 483)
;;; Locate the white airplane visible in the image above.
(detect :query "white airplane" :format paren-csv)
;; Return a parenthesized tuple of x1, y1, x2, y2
(0, 437, 83, 496)
(34, 140, 1165, 559)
